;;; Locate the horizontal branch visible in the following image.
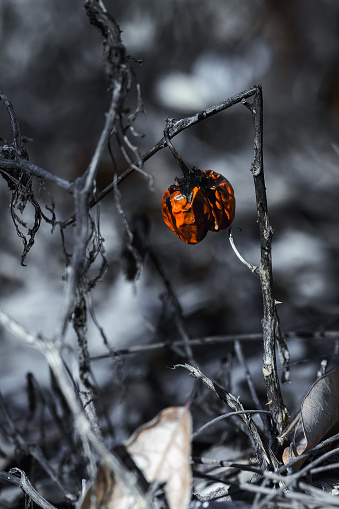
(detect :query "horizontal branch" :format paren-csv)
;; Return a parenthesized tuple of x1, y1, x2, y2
(90, 330, 339, 360)
(0, 158, 73, 192)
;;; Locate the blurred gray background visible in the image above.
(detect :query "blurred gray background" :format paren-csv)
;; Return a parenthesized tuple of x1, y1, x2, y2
(0, 0, 339, 431)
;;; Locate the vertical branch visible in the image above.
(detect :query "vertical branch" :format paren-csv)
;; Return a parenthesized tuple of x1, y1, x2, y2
(0, 92, 22, 153)
(56, 0, 129, 338)
(246, 86, 289, 434)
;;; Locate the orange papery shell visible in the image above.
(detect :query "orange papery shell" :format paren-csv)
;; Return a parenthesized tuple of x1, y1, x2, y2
(203, 170, 235, 232)
(162, 170, 235, 244)
(161, 185, 212, 244)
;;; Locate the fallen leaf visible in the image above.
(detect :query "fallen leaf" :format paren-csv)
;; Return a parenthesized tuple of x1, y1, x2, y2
(79, 406, 192, 508)
(283, 368, 339, 467)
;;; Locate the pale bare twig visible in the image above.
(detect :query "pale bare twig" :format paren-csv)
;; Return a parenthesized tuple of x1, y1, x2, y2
(0, 308, 148, 507)
(0, 468, 57, 509)
(229, 228, 259, 275)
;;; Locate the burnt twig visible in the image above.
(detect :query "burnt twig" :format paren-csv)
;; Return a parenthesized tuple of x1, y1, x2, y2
(234, 341, 273, 439)
(0, 308, 148, 506)
(192, 409, 271, 441)
(175, 363, 280, 471)
(244, 87, 289, 434)
(56, 0, 132, 338)
(0, 469, 57, 509)
(89, 329, 339, 359)
(87, 86, 259, 210)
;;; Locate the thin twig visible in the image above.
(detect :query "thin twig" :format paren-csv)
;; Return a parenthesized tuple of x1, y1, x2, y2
(89, 329, 339, 360)
(255, 445, 339, 508)
(0, 308, 148, 507)
(75, 86, 260, 214)
(298, 482, 339, 505)
(0, 92, 72, 191)
(0, 468, 57, 509)
(0, 158, 73, 191)
(228, 228, 259, 275)
(79, 390, 104, 443)
(175, 363, 280, 471)
(0, 92, 23, 154)
(56, 93, 120, 339)
(192, 409, 271, 440)
(234, 341, 272, 438)
(192, 456, 263, 475)
(275, 432, 339, 475)
(310, 460, 339, 475)
(57, 85, 261, 230)
(149, 248, 194, 362)
(0, 392, 74, 502)
(56, 0, 130, 339)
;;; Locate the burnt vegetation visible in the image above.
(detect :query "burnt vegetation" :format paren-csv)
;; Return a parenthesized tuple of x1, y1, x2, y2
(0, 1, 339, 508)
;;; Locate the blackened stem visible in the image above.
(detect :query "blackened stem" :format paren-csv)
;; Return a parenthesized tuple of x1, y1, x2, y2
(247, 86, 289, 435)
(163, 127, 191, 177)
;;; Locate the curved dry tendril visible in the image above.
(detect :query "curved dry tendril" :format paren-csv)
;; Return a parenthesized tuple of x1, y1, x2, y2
(228, 227, 259, 275)
(0, 92, 56, 265)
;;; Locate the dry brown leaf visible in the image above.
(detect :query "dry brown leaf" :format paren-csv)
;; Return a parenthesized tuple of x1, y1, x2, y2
(79, 406, 192, 509)
(283, 368, 339, 467)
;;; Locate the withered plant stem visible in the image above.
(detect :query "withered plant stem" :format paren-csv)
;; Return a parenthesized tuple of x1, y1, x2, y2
(246, 86, 289, 434)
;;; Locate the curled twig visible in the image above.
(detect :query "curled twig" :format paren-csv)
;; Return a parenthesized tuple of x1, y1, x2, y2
(228, 227, 259, 275)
